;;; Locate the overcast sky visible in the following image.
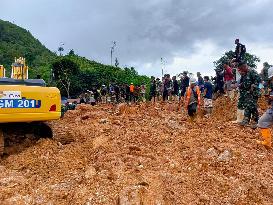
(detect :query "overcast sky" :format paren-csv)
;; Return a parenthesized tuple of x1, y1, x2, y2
(1, 0, 273, 77)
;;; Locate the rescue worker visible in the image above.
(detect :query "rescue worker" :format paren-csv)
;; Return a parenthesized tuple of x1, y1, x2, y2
(129, 83, 135, 103)
(140, 83, 146, 102)
(197, 72, 204, 92)
(180, 71, 190, 98)
(149, 76, 157, 102)
(233, 39, 246, 64)
(203, 76, 213, 116)
(213, 68, 225, 98)
(257, 66, 273, 149)
(114, 84, 120, 103)
(163, 74, 172, 101)
(125, 84, 130, 103)
(101, 85, 108, 104)
(134, 85, 141, 103)
(224, 63, 234, 97)
(172, 76, 179, 101)
(155, 78, 162, 101)
(237, 63, 261, 128)
(90, 91, 96, 106)
(185, 78, 201, 121)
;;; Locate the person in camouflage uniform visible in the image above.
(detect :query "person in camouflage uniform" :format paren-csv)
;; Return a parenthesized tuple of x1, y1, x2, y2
(237, 63, 261, 128)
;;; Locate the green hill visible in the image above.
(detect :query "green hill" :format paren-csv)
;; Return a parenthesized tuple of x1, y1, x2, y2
(0, 19, 56, 78)
(0, 20, 150, 97)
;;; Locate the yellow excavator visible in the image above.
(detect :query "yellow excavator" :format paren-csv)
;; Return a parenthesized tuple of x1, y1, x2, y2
(0, 57, 61, 155)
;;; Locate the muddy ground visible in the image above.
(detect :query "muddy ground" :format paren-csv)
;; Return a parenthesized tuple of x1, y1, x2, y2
(0, 97, 272, 205)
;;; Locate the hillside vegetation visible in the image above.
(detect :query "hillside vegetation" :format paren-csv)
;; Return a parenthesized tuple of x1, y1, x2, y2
(0, 19, 149, 97)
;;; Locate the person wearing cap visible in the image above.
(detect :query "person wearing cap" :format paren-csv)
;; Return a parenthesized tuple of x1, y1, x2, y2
(237, 63, 261, 128)
(185, 78, 201, 120)
(257, 66, 273, 149)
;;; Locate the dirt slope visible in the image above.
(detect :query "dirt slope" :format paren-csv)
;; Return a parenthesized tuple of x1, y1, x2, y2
(0, 97, 272, 205)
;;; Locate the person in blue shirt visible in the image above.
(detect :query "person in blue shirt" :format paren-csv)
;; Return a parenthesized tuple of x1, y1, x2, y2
(203, 76, 213, 116)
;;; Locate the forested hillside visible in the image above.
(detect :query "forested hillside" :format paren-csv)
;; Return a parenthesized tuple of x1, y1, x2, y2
(0, 19, 56, 78)
(0, 20, 149, 97)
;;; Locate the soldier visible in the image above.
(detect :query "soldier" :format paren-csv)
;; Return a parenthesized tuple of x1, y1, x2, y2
(237, 63, 261, 128)
(257, 66, 273, 149)
(233, 39, 246, 64)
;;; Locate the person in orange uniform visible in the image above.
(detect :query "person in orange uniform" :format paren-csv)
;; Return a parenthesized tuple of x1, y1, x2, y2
(129, 83, 135, 103)
(257, 66, 273, 149)
(185, 78, 201, 120)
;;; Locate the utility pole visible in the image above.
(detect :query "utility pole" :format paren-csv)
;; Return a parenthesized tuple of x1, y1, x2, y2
(110, 41, 116, 66)
(161, 57, 166, 78)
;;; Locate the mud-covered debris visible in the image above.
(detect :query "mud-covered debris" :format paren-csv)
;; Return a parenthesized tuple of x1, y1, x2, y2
(207, 147, 219, 158)
(85, 166, 97, 179)
(99, 119, 108, 124)
(217, 150, 232, 162)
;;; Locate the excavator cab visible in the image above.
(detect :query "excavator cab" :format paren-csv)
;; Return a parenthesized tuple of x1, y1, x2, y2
(0, 57, 61, 155)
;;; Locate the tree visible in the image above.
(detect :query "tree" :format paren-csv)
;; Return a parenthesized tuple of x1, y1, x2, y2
(214, 50, 260, 70)
(115, 57, 119, 67)
(68, 49, 75, 56)
(52, 58, 80, 98)
(58, 46, 64, 56)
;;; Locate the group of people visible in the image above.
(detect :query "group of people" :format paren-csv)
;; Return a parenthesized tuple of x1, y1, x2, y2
(150, 38, 272, 149)
(78, 83, 147, 105)
(63, 38, 272, 149)
(149, 72, 214, 117)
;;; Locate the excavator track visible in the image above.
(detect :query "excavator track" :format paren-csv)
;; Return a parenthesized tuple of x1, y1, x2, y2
(0, 122, 54, 156)
(47, 121, 75, 145)
(0, 122, 74, 156)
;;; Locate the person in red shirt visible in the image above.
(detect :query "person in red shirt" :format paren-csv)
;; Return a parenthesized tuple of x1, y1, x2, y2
(224, 64, 234, 97)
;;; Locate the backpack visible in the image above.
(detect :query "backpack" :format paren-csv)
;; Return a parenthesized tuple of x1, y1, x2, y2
(192, 88, 198, 100)
(241, 44, 246, 54)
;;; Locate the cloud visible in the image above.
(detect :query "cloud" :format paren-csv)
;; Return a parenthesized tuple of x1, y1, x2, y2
(1, 0, 273, 77)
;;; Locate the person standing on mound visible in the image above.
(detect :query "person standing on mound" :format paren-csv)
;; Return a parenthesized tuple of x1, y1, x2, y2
(257, 66, 273, 149)
(185, 78, 201, 121)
